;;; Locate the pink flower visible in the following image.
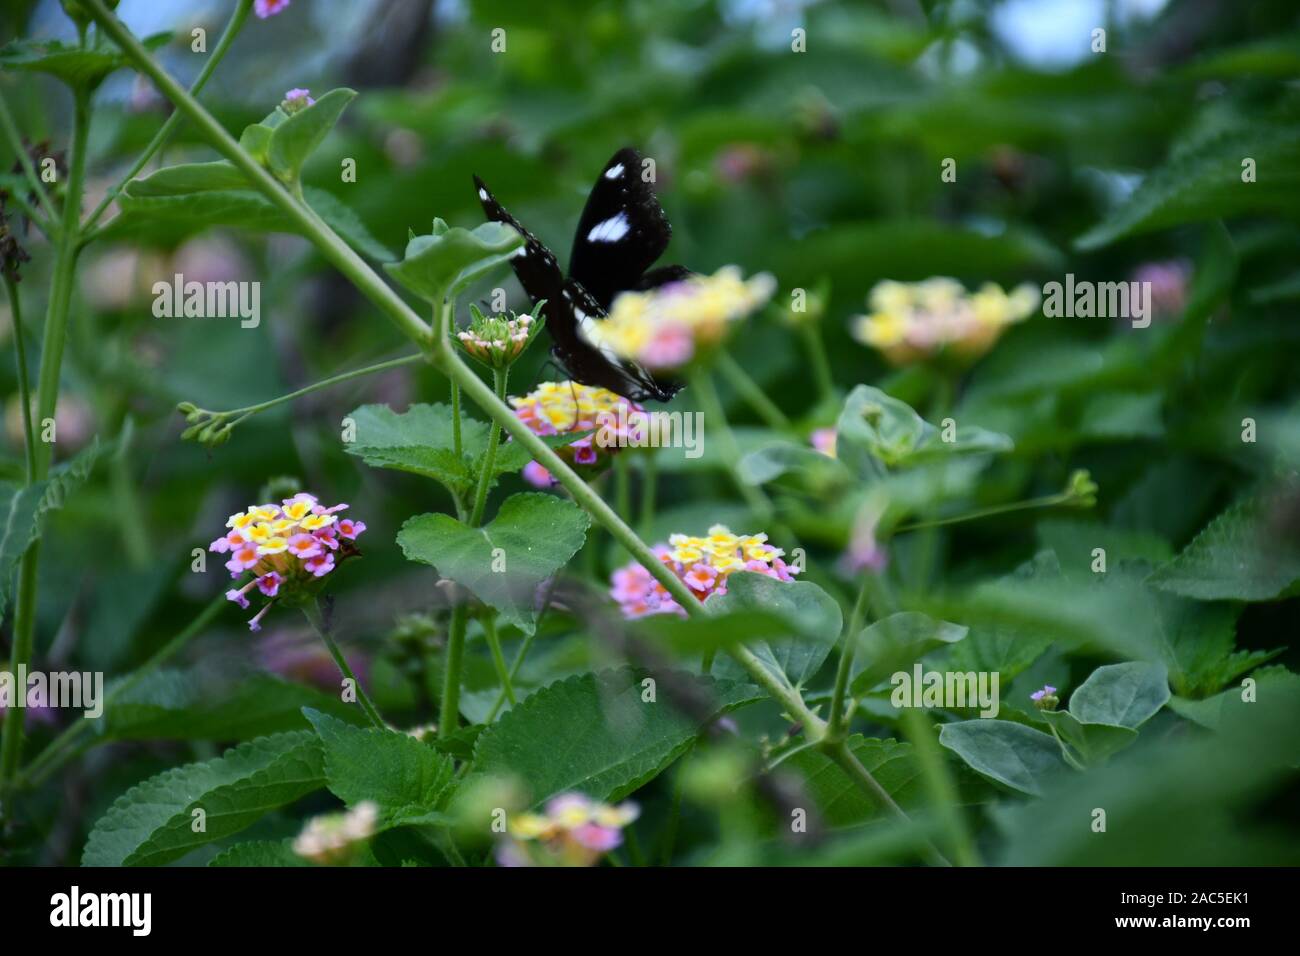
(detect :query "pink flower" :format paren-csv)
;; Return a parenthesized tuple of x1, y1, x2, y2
(287, 533, 323, 559)
(640, 322, 694, 369)
(226, 587, 251, 610)
(225, 544, 261, 576)
(523, 461, 555, 488)
(257, 572, 283, 597)
(304, 552, 335, 578)
(684, 563, 718, 593)
(337, 519, 366, 540)
(571, 823, 622, 852)
(255, 0, 291, 19)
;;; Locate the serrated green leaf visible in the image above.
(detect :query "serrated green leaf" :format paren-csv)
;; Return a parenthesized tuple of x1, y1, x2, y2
(1075, 126, 1300, 250)
(208, 839, 309, 867)
(83, 731, 326, 866)
(397, 493, 590, 634)
(1148, 494, 1300, 601)
(0, 33, 168, 89)
(303, 709, 456, 827)
(471, 668, 762, 805)
(1038, 709, 1138, 765)
(785, 735, 925, 826)
(0, 439, 104, 626)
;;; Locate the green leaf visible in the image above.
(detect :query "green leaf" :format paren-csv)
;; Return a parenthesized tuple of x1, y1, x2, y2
(113, 166, 391, 259)
(385, 219, 524, 305)
(1075, 126, 1300, 250)
(849, 612, 969, 696)
(0, 439, 104, 626)
(738, 442, 850, 486)
(209, 839, 309, 867)
(1148, 494, 1300, 601)
(344, 403, 480, 492)
(785, 736, 925, 826)
(471, 668, 762, 805)
(708, 573, 843, 689)
(836, 384, 1010, 477)
(938, 720, 1067, 796)
(397, 493, 590, 634)
(1068, 661, 1169, 729)
(0, 33, 169, 89)
(98, 669, 366, 742)
(1038, 709, 1138, 764)
(303, 709, 456, 828)
(83, 731, 326, 866)
(266, 88, 357, 185)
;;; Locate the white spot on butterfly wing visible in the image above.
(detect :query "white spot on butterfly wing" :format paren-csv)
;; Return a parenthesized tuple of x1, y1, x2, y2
(604, 163, 624, 180)
(587, 212, 630, 243)
(478, 187, 489, 200)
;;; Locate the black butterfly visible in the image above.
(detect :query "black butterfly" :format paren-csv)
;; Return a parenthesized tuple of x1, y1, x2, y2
(473, 147, 688, 403)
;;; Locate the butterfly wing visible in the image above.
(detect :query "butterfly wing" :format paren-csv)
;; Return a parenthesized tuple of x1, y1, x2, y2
(473, 163, 684, 404)
(568, 147, 674, 311)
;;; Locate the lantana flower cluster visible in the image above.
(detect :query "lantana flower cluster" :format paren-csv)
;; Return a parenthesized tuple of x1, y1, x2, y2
(610, 524, 798, 619)
(511, 381, 645, 487)
(851, 278, 1039, 365)
(497, 793, 639, 867)
(456, 305, 540, 369)
(582, 266, 777, 372)
(211, 493, 365, 631)
(293, 800, 378, 865)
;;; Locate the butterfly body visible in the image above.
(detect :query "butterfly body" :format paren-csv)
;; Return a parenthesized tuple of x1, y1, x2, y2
(473, 148, 686, 403)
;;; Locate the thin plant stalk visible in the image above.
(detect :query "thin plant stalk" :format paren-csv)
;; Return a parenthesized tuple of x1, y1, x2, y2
(302, 600, 385, 730)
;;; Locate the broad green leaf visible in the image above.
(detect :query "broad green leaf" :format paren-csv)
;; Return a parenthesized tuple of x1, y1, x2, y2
(397, 493, 590, 633)
(1168, 666, 1299, 730)
(83, 731, 326, 866)
(126, 161, 252, 196)
(344, 403, 481, 492)
(785, 736, 925, 826)
(209, 839, 309, 867)
(737, 442, 850, 486)
(1148, 494, 1300, 601)
(1038, 709, 1138, 764)
(1067, 661, 1169, 729)
(98, 669, 365, 742)
(471, 668, 762, 805)
(849, 611, 969, 696)
(303, 709, 456, 827)
(938, 719, 1067, 796)
(267, 88, 357, 185)
(708, 573, 843, 689)
(1075, 126, 1300, 250)
(385, 219, 524, 305)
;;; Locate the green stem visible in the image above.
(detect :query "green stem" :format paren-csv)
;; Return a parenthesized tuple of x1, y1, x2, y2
(199, 353, 423, 429)
(688, 369, 772, 521)
(614, 452, 632, 521)
(481, 613, 515, 706)
(0, 85, 90, 802)
(827, 574, 872, 740)
(16, 594, 227, 790)
(3, 275, 36, 483)
(714, 351, 790, 430)
(468, 366, 507, 526)
(485, 629, 534, 724)
(893, 492, 1077, 534)
(439, 603, 467, 738)
(302, 600, 385, 730)
(82, 0, 254, 232)
(638, 455, 657, 539)
(900, 709, 980, 866)
(799, 323, 835, 405)
(0, 89, 58, 227)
